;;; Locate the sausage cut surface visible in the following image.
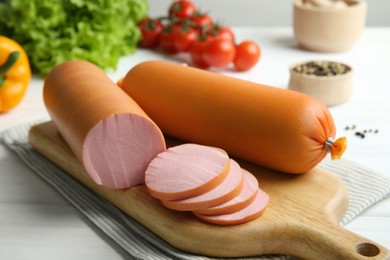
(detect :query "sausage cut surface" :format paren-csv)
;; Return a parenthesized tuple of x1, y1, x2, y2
(83, 113, 166, 189)
(161, 159, 244, 211)
(194, 189, 269, 225)
(43, 60, 166, 189)
(145, 144, 230, 201)
(193, 169, 259, 215)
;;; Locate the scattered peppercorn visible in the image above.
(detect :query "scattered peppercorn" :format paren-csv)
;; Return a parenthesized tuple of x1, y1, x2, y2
(355, 131, 365, 139)
(294, 61, 351, 76)
(344, 124, 379, 139)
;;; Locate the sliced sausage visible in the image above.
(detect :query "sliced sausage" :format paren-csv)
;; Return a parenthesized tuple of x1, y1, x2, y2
(193, 169, 259, 215)
(194, 189, 269, 225)
(145, 143, 230, 201)
(43, 60, 166, 189)
(161, 159, 244, 211)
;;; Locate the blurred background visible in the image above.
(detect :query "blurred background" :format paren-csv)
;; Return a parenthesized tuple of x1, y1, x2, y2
(149, 0, 390, 26)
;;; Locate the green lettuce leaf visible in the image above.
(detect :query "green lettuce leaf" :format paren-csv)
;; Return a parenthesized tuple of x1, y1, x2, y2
(0, 0, 148, 75)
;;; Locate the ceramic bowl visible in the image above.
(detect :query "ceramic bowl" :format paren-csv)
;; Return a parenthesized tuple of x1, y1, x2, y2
(288, 60, 353, 106)
(293, 0, 367, 52)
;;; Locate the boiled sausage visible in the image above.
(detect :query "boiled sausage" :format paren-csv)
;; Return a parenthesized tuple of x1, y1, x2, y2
(194, 169, 259, 215)
(145, 143, 230, 200)
(161, 159, 244, 211)
(194, 189, 269, 225)
(44, 61, 166, 189)
(120, 61, 347, 174)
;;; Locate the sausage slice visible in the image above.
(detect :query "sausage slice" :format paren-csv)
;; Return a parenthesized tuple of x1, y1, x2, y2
(194, 189, 269, 225)
(193, 169, 258, 215)
(145, 144, 230, 201)
(161, 159, 244, 211)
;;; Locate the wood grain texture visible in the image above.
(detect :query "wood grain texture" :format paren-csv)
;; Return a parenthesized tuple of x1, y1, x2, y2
(28, 121, 390, 259)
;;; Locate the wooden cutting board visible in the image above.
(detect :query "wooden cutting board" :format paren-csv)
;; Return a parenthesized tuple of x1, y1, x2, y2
(29, 121, 390, 259)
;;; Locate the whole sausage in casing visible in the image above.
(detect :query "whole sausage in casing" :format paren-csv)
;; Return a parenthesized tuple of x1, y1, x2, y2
(44, 60, 166, 189)
(119, 61, 346, 174)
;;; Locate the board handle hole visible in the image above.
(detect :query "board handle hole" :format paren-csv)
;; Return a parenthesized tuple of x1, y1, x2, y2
(355, 242, 380, 257)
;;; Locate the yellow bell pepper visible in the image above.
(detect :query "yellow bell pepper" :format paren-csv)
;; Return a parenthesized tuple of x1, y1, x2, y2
(0, 35, 31, 113)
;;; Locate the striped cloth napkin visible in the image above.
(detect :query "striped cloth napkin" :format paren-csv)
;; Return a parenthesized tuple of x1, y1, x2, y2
(2, 121, 390, 260)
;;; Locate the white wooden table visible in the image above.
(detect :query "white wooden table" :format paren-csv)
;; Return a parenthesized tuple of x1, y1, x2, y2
(1, 27, 389, 259)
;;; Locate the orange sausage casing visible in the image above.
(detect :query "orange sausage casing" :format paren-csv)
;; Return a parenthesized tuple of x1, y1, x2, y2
(120, 61, 346, 174)
(44, 60, 166, 189)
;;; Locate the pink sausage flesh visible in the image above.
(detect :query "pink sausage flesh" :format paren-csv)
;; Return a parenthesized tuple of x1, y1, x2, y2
(145, 143, 230, 201)
(194, 189, 269, 225)
(161, 159, 244, 211)
(193, 169, 259, 215)
(83, 113, 166, 189)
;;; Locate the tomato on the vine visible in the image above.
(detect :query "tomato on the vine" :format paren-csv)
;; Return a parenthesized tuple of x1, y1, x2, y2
(169, 0, 196, 19)
(160, 29, 180, 54)
(202, 38, 236, 68)
(138, 18, 164, 48)
(190, 13, 213, 33)
(171, 21, 184, 32)
(234, 40, 261, 71)
(215, 26, 235, 42)
(191, 41, 209, 68)
(174, 27, 199, 52)
(139, 0, 261, 72)
(190, 35, 214, 68)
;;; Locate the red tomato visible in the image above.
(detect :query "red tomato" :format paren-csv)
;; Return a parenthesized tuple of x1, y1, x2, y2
(234, 40, 261, 71)
(138, 18, 164, 48)
(215, 26, 235, 42)
(171, 21, 184, 32)
(174, 27, 199, 52)
(190, 13, 213, 33)
(190, 36, 214, 68)
(159, 29, 180, 54)
(169, 0, 196, 19)
(202, 38, 236, 68)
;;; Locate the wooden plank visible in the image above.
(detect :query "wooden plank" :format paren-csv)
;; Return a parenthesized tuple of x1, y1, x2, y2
(28, 121, 390, 259)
